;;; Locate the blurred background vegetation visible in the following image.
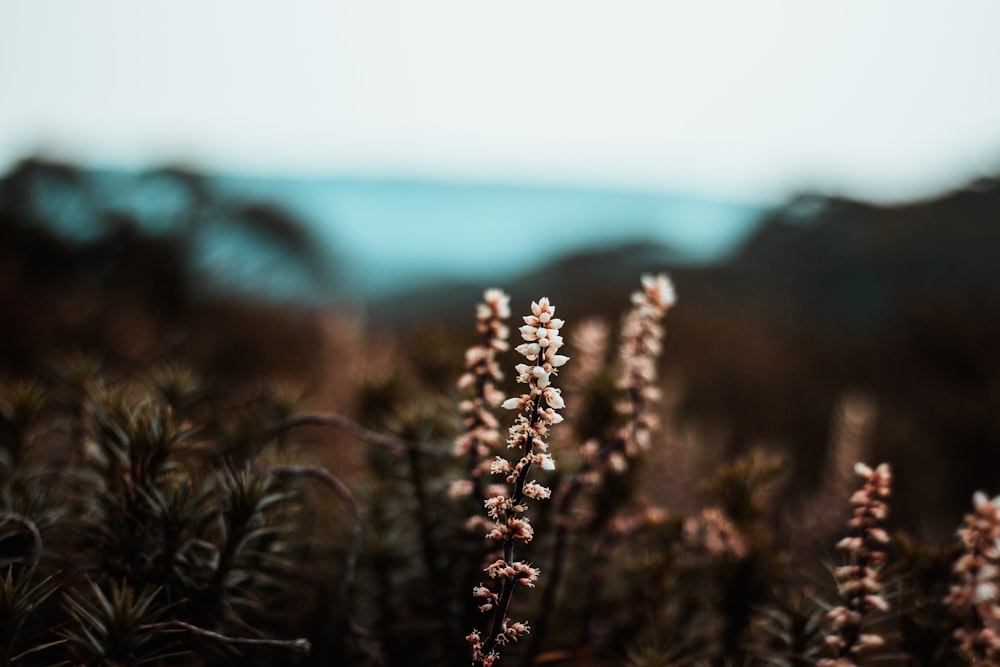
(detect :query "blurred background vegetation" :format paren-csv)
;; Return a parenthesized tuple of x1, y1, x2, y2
(4, 157, 999, 543)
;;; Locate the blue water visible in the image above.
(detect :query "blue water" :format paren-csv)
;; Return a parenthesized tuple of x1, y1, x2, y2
(43, 170, 765, 302)
(220, 177, 766, 297)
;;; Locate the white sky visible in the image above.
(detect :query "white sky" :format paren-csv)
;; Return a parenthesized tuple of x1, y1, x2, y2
(3, 1, 1000, 203)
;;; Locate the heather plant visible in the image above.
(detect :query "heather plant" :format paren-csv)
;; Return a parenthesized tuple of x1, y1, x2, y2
(467, 296, 567, 667)
(946, 492, 1000, 666)
(454, 288, 511, 505)
(820, 462, 893, 666)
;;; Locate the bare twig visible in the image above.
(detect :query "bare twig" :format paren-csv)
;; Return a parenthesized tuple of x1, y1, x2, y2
(265, 464, 383, 666)
(0, 510, 43, 564)
(523, 476, 586, 665)
(265, 465, 361, 604)
(260, 412, 452, 459)
(142, 620, 311, 656)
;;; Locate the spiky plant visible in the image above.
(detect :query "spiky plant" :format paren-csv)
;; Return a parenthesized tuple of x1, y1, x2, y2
(196, 463, 300, 628)
(746, 592, 830, 667)
(61, 578, 176, 667)
(0, 566, 61, 666)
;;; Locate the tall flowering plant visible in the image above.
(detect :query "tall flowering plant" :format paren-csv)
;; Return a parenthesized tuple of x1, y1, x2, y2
(615, 273, 676, 457)
(467, 297, 568, 667)
(821, 462, 892, 667)
(454, 289, 511, 502)
(946, 492, 1000, 666)
(572, 273, 676, 478)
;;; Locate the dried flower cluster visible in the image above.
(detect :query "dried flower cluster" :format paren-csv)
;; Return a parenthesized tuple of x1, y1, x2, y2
(454, 289, 511, 500)
(820, 462, 892, 666)
(468, 297, 568, 667)
(615, 273, 676, 455)
(946, 491, 1000, 665)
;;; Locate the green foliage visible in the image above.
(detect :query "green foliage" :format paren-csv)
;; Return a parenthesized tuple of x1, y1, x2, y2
(745, 592, 829, 667)
(0, 567, 61, 666)
(61, 579, 172, 667)
(702, 449, 784, 532)
(889, 534, 966, 667)
(0, 364, 323, 665)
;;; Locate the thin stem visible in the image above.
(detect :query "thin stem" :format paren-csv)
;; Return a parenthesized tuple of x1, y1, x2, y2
(261, 412, 452, 459)
(405, 447, 442, 583)
(479, 394, 543, 661)
(522, 477, 584, 665)
(141, 620, 311, 656)
(403, 445, 453, 661)
(576, 529, 616, 655)
(265, 465, 361, 621)
(264, 465, 383, 665)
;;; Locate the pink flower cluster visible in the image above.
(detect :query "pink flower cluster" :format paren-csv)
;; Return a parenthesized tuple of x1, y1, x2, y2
(615, 273, 676, 454)
(470, 297, 568, 666)
(820, 462, 892, 667)
(454, 289, 511, 498)
(946, 491, 1000, 665)
(502, 298, 569, 410)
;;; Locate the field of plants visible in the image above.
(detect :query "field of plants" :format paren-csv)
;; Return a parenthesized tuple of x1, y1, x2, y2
(3, 161, 1000, 666)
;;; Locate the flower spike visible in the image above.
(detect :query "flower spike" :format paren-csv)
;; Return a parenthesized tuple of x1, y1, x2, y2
(468, 295, 568, 667)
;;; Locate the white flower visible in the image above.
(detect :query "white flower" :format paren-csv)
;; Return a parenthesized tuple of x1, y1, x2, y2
(543, 388, 564, 410)
(864, 594, 890, 612)
(531, 365, 549, 379)
(447, 480, 474, 498)
(641, 273, 676, 308)
(974, 581, 998, 604)
(974, 490, 990, 508)
(516, 342, 540, 359)
(542, 408, 563, 424)
(483, 288, 511, 318)
(855, 634, 885, 650)
(531, 298, 552, 317)
(522, 482, 551, 500)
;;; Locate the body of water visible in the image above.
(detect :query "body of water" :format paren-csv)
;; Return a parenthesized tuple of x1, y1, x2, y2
(223, 176, 767, 297)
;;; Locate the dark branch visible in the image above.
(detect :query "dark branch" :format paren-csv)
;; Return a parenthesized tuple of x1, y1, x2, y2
(0, 510, 43, 564)
(142, 620, 310, 656)
(265, 464, 383, 666)
(260, 412, 452, 459)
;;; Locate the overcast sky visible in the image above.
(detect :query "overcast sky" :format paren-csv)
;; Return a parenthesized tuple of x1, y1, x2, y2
(3, 1, 1000, 203)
